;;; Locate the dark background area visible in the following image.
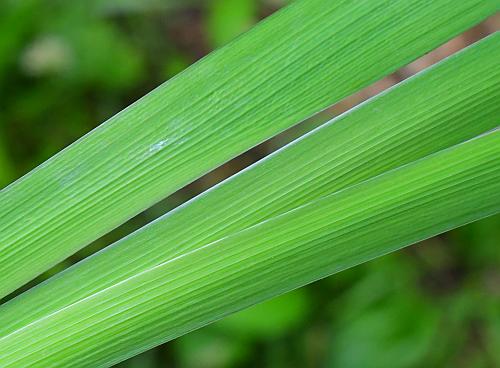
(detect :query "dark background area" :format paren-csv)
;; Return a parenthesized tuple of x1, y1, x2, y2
(0, 1, 499, 367)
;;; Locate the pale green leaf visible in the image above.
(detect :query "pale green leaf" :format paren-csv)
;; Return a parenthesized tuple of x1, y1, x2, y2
(0, 0, 496, 298)
(1, 33, 498, 339)
(0, 129, 498, 367)
(0, 33, 500, 336)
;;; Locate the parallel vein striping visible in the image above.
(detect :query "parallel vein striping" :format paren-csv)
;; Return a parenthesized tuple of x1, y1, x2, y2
(0, 0, 497, 298)
(1, 34, 499, 336)
(1, 131, 499, 368)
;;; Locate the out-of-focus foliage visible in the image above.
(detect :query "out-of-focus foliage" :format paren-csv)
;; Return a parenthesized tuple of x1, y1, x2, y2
(0, 1, 498, 367)
(207, 0, 257, 47)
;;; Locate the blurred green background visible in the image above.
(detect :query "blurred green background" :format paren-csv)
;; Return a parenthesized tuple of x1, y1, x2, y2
(1, 1, 499, 367)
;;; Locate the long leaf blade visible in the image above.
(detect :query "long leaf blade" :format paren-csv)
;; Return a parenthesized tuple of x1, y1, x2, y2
(1, 33, 498, 336)
(1, 130, 499, 367)
(0, 0, 496, 297)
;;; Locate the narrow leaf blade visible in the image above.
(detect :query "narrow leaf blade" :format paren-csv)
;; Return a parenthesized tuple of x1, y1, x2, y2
(1, 130, 499, 368)
(0, 0, 496, 297)
(1, 33, 498, 336)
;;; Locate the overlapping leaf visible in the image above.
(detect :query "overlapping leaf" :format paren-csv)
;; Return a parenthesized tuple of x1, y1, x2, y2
(1, 128, 498, 368)
(1, 1, 499, 367)
(0, 33, 499, 367)
(0, 0, 496, 298)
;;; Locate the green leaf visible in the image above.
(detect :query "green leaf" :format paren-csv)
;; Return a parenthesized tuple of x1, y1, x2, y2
(0, 128, 498, 367)
(0, 0, 496, 298)
(1, 33, 498, 338)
